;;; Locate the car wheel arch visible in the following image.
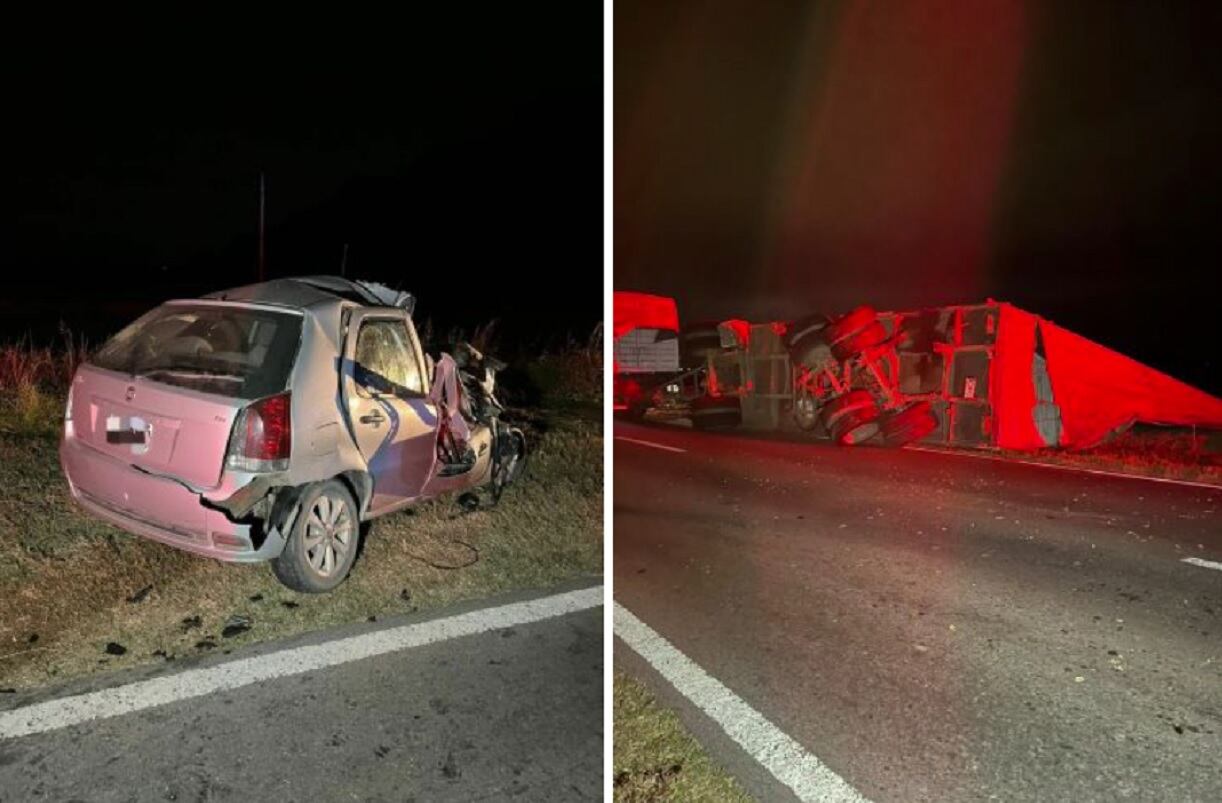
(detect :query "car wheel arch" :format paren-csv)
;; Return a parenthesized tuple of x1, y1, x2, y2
(336, 470, 374, 519)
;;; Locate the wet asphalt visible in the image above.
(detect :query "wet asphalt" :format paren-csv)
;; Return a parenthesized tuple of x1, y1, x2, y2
(0, 583, 603, 802)
(614, 421, 1221, 802)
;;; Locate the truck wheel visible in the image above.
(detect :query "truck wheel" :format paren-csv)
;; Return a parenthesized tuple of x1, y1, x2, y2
(827, 306, 888, 361)
(271, 480, 361, 594)
(793, 387, 821, 431)
(616, 377, 649, 420)
(680, 323, 723, 368)
(880, 401, 938, 447)
(786, 314, 833, 368)
(786, 313, 830, 347)
(821, 390, 881, 445)
(691, 395, 741, 430)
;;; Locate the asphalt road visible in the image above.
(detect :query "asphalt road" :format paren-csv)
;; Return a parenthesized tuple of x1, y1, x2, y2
(614, 421, 1221, 802)
(0, 583, 603, 802)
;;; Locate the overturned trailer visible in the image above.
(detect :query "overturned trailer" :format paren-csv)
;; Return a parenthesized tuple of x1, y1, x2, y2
(614, 293, 1222, 450)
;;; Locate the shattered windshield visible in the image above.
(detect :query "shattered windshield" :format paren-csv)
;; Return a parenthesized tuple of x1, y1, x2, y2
(91, 303, 302, 398)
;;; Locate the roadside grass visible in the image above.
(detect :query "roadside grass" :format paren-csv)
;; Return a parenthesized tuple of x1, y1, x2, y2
(994, 425, 1222, 485)
(613, 672, 753, 802)
(0, 339, 602, 690)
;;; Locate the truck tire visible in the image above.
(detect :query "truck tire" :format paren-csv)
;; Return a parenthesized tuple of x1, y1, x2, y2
(827, 306, 888, 361)
(691, 395, 741, 430)
(786, 313, 833, 368)
(880, 400, 938, 447)
(271, 480, 361, 593)
(792, 387, 821, 431)
(821, 390, 881, 445)
(616, 377, 649, 420)
(680, 322, 723, 368)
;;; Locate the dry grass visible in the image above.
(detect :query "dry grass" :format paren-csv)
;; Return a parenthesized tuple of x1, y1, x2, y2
(0, 337, 602, 690)
(997, 425, 1222, 485)
(613, 672, 753, 802)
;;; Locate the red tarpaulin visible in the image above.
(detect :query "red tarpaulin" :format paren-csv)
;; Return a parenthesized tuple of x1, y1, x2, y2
(1039, 319, 1222, 448)
(991, 304, 1043, 449)
(613, 291, 679, 338)
(991, 302, 1222, 449)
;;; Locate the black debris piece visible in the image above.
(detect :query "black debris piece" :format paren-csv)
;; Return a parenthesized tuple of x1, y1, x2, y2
(195, 639, 217, 651)
(126, 585, 153, 604)
(104, 642, 127, 656)
(249, 593, 264, 602)
(281, 601, 300, 610)
(221, 616, 252, 638)
(181, 615, 202, 632)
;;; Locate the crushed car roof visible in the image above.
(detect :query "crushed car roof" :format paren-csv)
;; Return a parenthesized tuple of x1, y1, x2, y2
(205, 276, 415, 312)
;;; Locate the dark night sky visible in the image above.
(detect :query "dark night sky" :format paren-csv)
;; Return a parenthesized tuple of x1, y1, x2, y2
(7, 9, 602, 352)
(615, 1, 1221, 395)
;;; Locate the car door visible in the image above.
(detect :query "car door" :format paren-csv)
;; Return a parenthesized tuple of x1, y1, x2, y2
(342, 309, 438, 514)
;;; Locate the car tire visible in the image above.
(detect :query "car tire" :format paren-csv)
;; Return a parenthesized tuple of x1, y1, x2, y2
(821, 390, 881, 445)
(271, 480, 361, 594)
(691, 395, 741, 430)
(880, 400, 938, 447)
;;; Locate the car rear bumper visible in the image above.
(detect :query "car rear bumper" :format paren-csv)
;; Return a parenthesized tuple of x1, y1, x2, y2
(60, 436, 285, 562)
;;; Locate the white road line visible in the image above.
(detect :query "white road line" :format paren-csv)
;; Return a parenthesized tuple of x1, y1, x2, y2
(1181, 557, 1222, 572)
(0, 586, 603, 741)
(903, 445, 1221, 490)
(614, 602, 869, 803)
(614, 435, 687, 453)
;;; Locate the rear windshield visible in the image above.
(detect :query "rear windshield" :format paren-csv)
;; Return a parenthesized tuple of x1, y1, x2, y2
(90, 303, 303, 399)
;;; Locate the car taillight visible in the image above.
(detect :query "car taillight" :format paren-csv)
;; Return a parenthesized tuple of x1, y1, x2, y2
(226, 392, 291, 472)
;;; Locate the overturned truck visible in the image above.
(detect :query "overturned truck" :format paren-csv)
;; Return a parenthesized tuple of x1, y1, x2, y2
(613, 291, 1222, 450)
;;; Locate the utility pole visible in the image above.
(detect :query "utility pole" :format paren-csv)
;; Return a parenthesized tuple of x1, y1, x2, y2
(257, 172, 266, 282)
(340, 242, 349, 277)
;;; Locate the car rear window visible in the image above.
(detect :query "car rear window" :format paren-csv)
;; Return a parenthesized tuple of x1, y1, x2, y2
(90, 303, 303, 399)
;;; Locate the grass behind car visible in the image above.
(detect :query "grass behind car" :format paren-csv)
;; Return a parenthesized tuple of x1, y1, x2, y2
(0, 337, 602, 690)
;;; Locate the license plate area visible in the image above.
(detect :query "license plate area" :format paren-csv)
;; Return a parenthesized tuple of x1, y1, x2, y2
(105, 415, 150, 451)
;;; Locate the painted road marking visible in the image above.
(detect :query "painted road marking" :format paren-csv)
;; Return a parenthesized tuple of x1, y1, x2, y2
(904, 445, 1221, 491)
(615, 435, 686, 453)
(1181, 557, 1222, 572)
(614, 602, 869, 803)
(0, 586, 603, 740)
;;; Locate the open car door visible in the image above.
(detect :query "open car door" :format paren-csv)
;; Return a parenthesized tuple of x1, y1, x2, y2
(342, 309, 439, 514)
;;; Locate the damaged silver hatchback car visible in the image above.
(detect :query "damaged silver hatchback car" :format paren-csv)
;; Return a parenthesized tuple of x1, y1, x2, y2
(60, 276, 526, 592)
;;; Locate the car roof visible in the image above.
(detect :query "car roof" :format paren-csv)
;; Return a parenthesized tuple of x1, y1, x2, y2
(203, 276, 414, 312)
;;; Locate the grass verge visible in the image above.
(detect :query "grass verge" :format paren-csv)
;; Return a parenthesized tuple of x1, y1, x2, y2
(613, 672, 753, 802)
(991, 425, 1222, 485)
(0, 396, 601, 690)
